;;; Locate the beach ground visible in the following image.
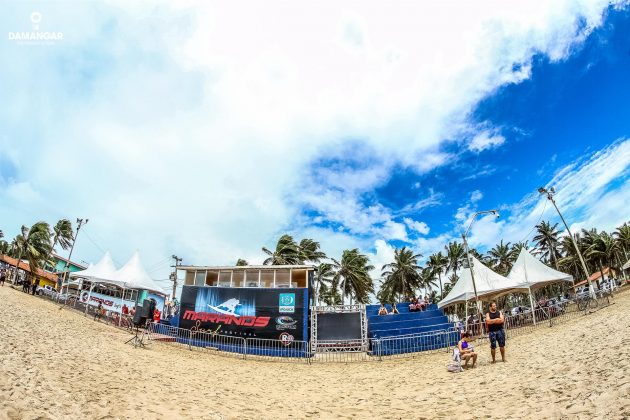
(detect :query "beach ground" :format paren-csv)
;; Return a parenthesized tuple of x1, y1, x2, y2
(1, 285, 629, 419)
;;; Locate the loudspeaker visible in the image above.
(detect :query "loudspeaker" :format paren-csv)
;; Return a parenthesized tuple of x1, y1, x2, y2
(132, 305, 146, 326)
(142, 298, 156, 318)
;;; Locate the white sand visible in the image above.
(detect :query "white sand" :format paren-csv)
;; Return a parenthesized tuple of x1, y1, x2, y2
(1, 285, 629, 419)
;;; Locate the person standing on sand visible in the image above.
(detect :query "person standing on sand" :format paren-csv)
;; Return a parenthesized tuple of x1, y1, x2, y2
(0, 269, 6, 286)
(486, 301, 506, 363)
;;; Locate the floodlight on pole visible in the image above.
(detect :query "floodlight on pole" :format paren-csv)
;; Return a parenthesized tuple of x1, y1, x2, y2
(537, 186, 593, 292)
(462, 209, 499, 319)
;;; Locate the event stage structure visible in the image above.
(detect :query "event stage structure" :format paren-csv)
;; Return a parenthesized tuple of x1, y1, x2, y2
(176, 265, 314, 345)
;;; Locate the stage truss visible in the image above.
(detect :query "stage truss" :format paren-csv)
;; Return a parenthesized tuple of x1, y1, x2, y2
(310, 304, 368, 353)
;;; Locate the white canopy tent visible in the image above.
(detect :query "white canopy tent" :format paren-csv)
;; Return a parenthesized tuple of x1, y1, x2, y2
(69, 251, 119, 284)
(438, 255, 527, 309)
(507, 248, 573, 290)
(113, 251, 166, 295)
(506, 248, 574, 324)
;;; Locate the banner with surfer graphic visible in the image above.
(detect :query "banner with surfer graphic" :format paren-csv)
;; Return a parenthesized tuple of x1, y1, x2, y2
(178, 286, 309, 341)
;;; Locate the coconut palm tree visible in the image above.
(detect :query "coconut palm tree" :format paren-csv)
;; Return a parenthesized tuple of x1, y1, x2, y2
(318, 281, 342, 306)
(587, 231, 619, 284)
(331, 249, 374, 304)
(11, 222, 52, 282)
(487, 240, 516, 275)
(419, 267, 438, 298)
(235, 259, 248, 266)
(298, 238, 327, 264)
(262, 234, 301, 265)
(380, 247, 423, 302)
(614, 222, 630, 259)
(426, 252, 448, 298)
(533, 221, 562, 268)
(44, 219, 74, 271)
(313, 262, 335, 305)
(445, 241, 466, 275)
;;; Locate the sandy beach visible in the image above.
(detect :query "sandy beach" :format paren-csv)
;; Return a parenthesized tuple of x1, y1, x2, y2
(1, 286, 629, 419)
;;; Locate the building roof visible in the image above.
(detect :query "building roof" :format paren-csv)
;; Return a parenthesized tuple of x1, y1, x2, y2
(177, 264, 315, 271)
(0, 254, 59, 282)
(52, 253, 87, 270)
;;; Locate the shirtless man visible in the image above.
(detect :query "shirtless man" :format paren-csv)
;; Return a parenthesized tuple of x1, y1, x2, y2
(486, 301, 506, 363)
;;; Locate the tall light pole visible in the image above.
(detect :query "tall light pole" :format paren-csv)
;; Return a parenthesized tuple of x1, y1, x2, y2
(170, 254, 182, 300)
(537, 187, 593, 292)
(59, 218, 88, 302)
(462, 210, 500, 319)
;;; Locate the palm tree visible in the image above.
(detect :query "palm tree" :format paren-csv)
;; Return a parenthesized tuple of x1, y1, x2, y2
(298, 238, 327, 264)
(11, 222, 52, 282)
(318, 281, 342, 306)
(419, 267, 438, 298)
(487, 240, 516, 275)
(445, 241, 466, 275)
(262, 234, 301, 265)
(533, 221, 562, 268)
(380, 247, 422, 302)
(614, 222, 630, 260)
(235, 259, 248, 266)
(587, 231, 619, 284)
(313, 262, 334, 305)
(45, 219, 74, 271)
(426, 252, 448, 298)
(331, 249, 374, 304)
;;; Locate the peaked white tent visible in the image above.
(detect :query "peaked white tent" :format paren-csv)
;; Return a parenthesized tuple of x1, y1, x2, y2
(69, 251, 119, 283)
(506, 248, 573, 324)
(114, 251, 166, 295)
(438, 255, 526, 309)
(507, 248, 573, 290)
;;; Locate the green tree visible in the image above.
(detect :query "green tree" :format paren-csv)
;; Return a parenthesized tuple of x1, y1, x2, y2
(445, 241, 466, 275)
(487, 240, 517, 275)
(235, 259, 249, 266)
(380, 247, 423, 302)
(45, 219, 74, 271)
(298, 238, 327, 264)
(11, 222, 52, 282)
(587, 231, 619, 284)
(533, 221, 562, 268)
(426, 252, 448, 298)
(262, 234, 301, 265)
(332, 249, 374, 304)
(313, 262, 335, 305)
(419, 267, 438, 298)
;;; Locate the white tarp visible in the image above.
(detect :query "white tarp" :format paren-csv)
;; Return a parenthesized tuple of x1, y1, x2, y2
(438, 255, 527, 309)
(69, 251, 119, 284)
(113, 251, 166, 295)
(507, 248, 573, 290)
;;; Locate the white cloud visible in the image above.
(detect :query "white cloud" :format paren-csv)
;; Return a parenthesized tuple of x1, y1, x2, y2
(0, 0, 625, 281)
(469, 130, 506, 152)
(470, 190, 483, 203)
(404, 218, 430, 235)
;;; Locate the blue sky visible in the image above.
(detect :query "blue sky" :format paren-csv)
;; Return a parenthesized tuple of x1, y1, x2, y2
(1, 1, 630, 291)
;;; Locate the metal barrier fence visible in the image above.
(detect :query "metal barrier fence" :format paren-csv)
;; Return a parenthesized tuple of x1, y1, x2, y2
(27, 284, 623, 363)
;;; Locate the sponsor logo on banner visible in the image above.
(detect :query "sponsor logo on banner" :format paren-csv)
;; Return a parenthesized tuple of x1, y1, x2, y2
(182, 310, 270, 327)
(275, 316, 298, 330)
(279, 332, 294, 346)
(207, 298, 241, 317)
(279, 293, 295, 313)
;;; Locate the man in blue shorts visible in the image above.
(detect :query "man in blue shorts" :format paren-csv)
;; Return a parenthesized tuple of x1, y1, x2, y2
(485, 301, 506, 363)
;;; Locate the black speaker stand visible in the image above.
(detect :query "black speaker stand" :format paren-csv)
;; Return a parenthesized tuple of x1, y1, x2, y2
(125, 325, 147, 348)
